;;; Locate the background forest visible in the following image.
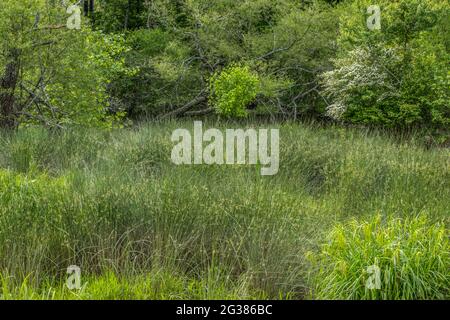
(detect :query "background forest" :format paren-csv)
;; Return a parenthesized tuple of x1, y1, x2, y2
(0, 0, 448, 300)
(1, 0, 448, 133)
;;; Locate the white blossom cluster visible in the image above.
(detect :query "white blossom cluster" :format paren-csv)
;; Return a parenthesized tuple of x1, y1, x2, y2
(321, 46, 402, 120)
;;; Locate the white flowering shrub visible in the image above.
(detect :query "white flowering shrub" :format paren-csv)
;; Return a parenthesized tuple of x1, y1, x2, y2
(321, 46, 402, 123)
(321, 0, 449, 128)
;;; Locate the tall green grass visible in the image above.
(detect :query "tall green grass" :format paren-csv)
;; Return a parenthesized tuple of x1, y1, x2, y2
(0, 121, 448, 299)
(310, 215, 449, 299)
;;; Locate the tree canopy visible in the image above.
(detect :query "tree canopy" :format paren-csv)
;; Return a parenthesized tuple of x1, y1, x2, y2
(0, 0, 448, 130)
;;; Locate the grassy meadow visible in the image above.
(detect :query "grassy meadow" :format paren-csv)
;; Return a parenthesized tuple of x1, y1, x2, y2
(0, 120, 448, 299)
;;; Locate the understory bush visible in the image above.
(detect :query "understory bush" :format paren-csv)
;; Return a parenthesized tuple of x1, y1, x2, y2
(209, 65, 260, 118)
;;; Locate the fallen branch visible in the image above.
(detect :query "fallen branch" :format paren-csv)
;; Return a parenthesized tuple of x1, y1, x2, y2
(159, 91, 207, 120)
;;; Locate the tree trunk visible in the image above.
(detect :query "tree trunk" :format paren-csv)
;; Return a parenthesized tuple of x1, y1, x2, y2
(0, 49, 20, 129)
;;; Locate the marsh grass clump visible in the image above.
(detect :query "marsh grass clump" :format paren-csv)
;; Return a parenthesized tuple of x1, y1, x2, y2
(311, 215, 449, 300)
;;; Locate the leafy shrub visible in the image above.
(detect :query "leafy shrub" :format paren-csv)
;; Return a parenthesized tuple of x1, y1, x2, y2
(321, 46, 402, 124)
(310, 215, 449, 300)
(209, 65, 260, 118)
(0, 0, 134, 128)
(45, 31, 135, 128)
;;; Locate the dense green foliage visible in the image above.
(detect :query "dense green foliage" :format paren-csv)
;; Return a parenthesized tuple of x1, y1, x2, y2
(0, 122, 448, 299)
(210, 65, 260, 118)
(0, 0, 133, 128)
(323, 0, 449, 128)
(311, 215, 449, 299)
(88, 0, 448, 131)
(110, 0, 340, 120)
(0, 0, 448, 130)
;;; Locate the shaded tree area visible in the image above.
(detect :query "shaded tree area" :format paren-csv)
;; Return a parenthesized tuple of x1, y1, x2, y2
(0, 0, 448, 133)
(0, 0, 133, 129)
(0, 49, 20, 129)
